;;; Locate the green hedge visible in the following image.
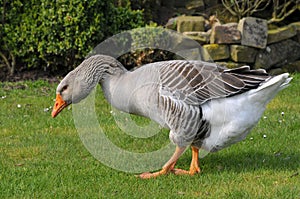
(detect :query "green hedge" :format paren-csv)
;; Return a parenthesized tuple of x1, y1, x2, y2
(0, 0, 144, 74)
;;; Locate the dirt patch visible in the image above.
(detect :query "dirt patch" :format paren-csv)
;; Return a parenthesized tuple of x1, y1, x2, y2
(0, 50, 176, 83)
(0, 67, 65, 83)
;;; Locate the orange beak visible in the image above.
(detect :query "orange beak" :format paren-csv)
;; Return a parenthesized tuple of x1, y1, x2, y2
(52, 94, 68, 118)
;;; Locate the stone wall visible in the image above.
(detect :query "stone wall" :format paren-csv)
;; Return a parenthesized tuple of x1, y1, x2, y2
(148, 0, 220, 25)
(168, 16, 300, 74)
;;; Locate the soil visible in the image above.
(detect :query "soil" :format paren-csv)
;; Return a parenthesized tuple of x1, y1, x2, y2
(0, 67, 66, 83)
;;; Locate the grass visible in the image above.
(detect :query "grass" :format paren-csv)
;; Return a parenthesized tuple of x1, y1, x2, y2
(0, 74, 299, 198)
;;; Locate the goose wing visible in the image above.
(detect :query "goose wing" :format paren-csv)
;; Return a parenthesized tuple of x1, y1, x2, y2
(158, 60, 269, 105)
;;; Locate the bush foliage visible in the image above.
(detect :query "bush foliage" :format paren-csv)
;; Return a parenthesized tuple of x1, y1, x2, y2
(0, 0, 144, 74)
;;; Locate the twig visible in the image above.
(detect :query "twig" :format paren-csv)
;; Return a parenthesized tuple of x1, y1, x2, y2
(221, 0, 271, 19)
(9, 51, 16, 75)
(0, 51, 11, 72)
(268, 0, 299, 24)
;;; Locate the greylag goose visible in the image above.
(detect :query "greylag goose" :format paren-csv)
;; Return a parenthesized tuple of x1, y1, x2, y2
(52, 54, 291, 179)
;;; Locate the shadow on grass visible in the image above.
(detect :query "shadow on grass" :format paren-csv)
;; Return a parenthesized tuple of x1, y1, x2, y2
(179, 149, 300, 174)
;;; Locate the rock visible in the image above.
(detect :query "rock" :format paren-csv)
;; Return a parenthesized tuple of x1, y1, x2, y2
(202, 44, 230, 61)
(204, 0, 219, 7)
(161, 0, 175, 7)
(173, 0, 205, 12)
(174, 0, 188, 7)
(210, 23, 241, 44)
(165, 17, 178, 30)
(290, 21, 300, 31)
(177, 16, 205, 33)
(267, 25, 297, 44)
(290, 22, 300, 43)
(282, 60, 300, 73)
(186, 0, 205, 10)
(166, 30, 202, 53)
(183, 31, 210, 44)
(157, 6, 175, 26)
(216, 61, 244, 69)
(297, 31, 300, 43)
(205, 15, 221, 31)
(238, 17, 268, 49)
(230, 45, 258, 63)
(175, 48, 202, 60)
(268, 68, 284, 75)
(255, 39, 300, 69)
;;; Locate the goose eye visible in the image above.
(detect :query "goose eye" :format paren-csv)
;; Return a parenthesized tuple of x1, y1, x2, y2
(61, 85, 68, 92)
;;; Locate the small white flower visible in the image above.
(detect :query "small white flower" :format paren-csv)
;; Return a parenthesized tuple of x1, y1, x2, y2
(274, 152, 281, 157)
(263, 116, 267, 119)
(250, 137, 254, 140)
(44, 108, 49, 112)
(1, 96, 6, 99)
(17, 104, 21, 108)
(281, 111, 284, 116)
(263, 134, 267, 138)
(278, 119, 282, 123)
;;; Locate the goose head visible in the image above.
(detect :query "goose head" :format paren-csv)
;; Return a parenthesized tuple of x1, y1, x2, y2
(51, 70, 92, 118)
(51, 55, 127, 118)
(51, 63, 100, 118)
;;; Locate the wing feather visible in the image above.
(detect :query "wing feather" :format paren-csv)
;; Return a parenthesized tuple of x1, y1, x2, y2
(159, 60, 269, 105)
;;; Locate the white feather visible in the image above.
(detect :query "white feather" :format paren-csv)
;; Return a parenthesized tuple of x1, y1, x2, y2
(200, 73, 292, 152)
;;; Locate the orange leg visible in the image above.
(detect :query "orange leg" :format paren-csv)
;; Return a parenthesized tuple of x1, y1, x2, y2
(139, 146, 186, 179)
(190, 146, 201, 174)
(173, 146, 201, 175)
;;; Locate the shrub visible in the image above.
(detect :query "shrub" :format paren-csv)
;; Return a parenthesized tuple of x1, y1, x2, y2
(0, 0, 144, 74)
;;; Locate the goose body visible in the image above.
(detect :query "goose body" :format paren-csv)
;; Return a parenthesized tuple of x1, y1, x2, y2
(52, 54, 292, 178)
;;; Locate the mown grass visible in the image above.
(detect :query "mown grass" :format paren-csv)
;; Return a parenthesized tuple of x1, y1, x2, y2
(0, 74, 299, 198)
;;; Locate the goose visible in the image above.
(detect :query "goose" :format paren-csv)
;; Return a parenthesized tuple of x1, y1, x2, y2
(52, 54, 292, 179)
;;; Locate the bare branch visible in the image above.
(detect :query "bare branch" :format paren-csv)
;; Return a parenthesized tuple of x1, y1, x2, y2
(268, 0, 299, 24)
(222, 0, 299, 24)
(221, 0, 271, 19)
(252, 0, 271, 13)
(221, 0, 239, 17)
(9, 51, 16, 75)
(0, 51, 12, 72)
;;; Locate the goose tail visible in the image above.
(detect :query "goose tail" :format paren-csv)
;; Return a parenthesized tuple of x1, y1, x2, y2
(249, 73, 292, 102)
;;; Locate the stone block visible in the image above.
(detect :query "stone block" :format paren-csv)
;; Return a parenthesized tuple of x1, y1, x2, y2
(183, 31, 210, 44)
(255, 39, 300, 69)
(238, 17, 268, 49)
(267, 25, 297, 44)
(210, 23, 241, 44)
(230, 45, 258, 63)
(177, 16, 205, 33)
(202, 44, 230, 61)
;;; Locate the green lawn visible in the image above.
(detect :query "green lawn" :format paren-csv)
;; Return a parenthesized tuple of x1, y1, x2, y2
(0, 74, 299, 198)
